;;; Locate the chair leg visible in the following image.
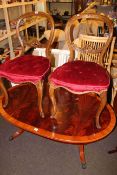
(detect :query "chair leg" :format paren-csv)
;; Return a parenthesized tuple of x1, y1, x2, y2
(96, 91, 107, 129)
(0, 79, 8, 107)
(9, 129, 24, 141)
(36, 81, 44, 118)
(78, 144, 87, 169)
(49, 84, 57, 119)
(111, 87, 117, 106)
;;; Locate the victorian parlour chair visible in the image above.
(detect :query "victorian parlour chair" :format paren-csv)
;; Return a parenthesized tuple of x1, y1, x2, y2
(0, 11, 55, 135)
(49, 13, 114, 167)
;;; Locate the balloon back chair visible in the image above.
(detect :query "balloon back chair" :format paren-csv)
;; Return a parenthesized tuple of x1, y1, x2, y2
(0, 12, 55, 121)
(49, 13, 114, 167)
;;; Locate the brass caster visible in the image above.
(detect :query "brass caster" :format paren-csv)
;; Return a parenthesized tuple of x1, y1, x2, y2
(81, 163, 87, 169)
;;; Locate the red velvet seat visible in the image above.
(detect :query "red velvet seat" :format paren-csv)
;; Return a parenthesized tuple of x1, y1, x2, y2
(0, 55, 50, 83)
(50, 60, 110, 92)
(0, 11, 55, 117)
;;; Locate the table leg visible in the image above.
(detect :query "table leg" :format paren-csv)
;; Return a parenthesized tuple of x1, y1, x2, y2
(78, 144, 87, 169)
(9, 128, 24, 141)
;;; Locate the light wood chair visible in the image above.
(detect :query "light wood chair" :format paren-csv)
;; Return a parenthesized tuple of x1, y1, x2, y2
(73, 34, 115, 72)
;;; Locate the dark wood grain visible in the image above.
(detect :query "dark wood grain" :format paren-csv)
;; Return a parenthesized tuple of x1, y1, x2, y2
(0, 83, 116, 144)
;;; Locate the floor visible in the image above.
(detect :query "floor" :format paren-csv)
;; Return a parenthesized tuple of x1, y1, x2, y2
(0, 116, 117, 175)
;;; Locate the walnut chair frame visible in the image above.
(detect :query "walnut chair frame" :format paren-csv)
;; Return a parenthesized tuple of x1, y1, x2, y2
(49, 13, 114, 126)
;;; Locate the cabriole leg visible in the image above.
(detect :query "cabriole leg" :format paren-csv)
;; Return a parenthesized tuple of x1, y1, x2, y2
(96, 91, 107, 129)
(0, 79, 8, 107)
(49, 84, 57, 119)
(36, 81, 44, 118)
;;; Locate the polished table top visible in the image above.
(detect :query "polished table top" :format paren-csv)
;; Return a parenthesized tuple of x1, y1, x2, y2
(0, 83, 116, 144)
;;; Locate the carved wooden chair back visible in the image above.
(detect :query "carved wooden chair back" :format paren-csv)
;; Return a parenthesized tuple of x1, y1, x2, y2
(16, 11, 55, 60)
(65, 13, 114, 71)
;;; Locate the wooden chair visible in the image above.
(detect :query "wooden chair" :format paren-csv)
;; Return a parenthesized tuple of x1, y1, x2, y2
(0, 11, 55, 120)
(49, 13, 114, 167)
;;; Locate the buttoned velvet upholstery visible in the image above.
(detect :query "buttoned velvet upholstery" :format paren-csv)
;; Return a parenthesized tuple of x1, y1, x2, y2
(0, 55, 50, 84)
(50, 60, 110, 92)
